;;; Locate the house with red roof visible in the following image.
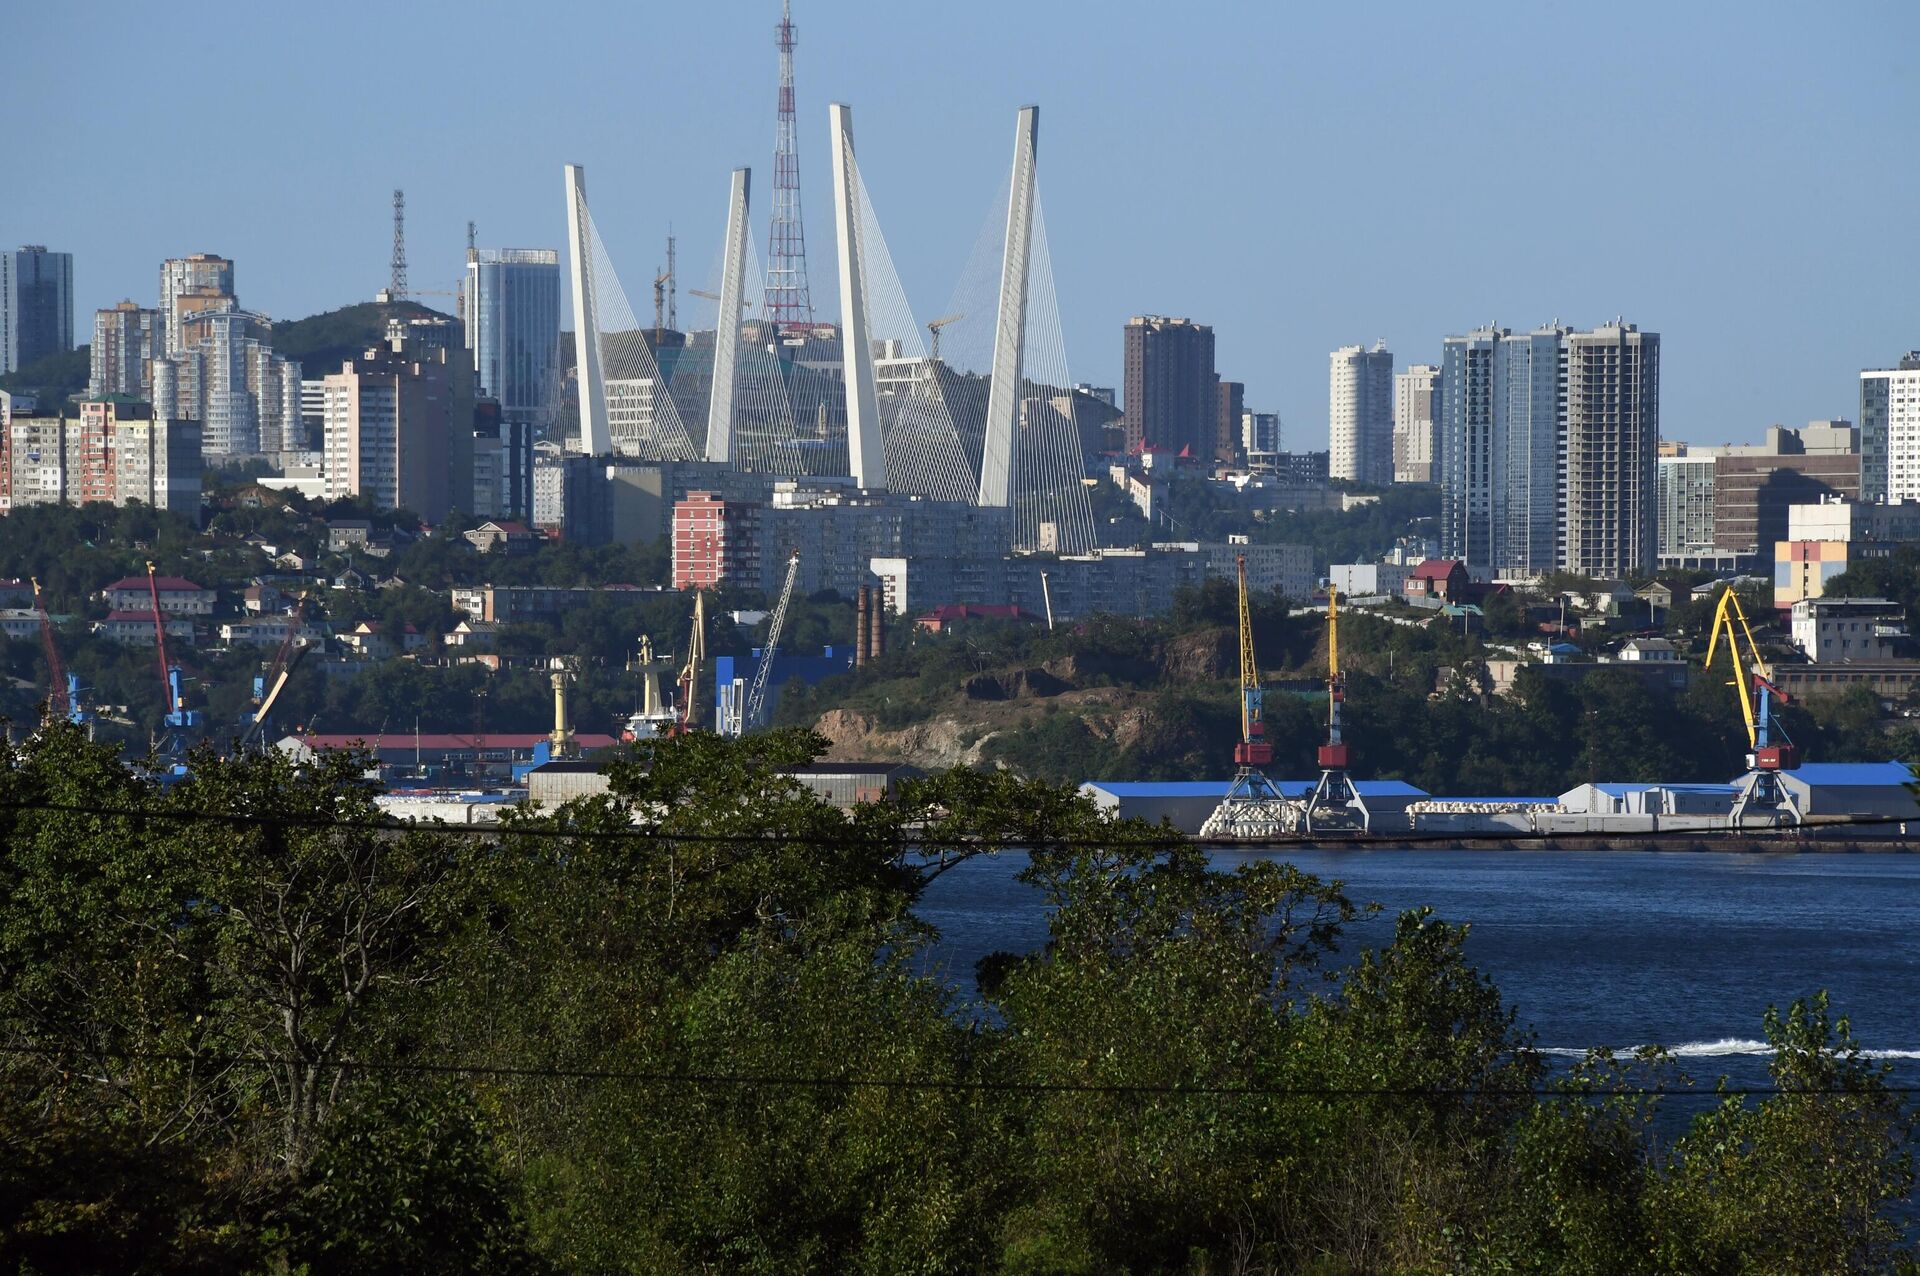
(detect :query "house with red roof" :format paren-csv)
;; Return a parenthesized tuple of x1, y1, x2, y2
(1402, 559, 1469, 606)
(914, 603, 1038, 634)
(101, 575, 214, 615)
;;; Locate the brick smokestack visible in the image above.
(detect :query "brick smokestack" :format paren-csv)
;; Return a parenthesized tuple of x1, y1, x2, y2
(855, 586, 870, 667)
(869, 585, 886, 660)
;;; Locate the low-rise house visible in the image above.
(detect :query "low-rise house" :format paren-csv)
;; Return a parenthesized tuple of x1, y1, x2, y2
(1402, 559, 1468, 606)
(243, 583, 284, 614)
(94, 610, 196, 646)
(443, 619, 501, 648)
(101, 575, 214, 616)
(914, 603, 1037, 634)
(326, 519, 375, 553)
(340, 620, 427, 659)
(0, 608, 44, 639)
(464, 520, 539, 554)
(219, 616, 327, 647)
(1618, 637, 1679, 662)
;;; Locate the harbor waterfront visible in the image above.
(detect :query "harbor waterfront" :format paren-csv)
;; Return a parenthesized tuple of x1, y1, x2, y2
(917, 847, 1920, 1088)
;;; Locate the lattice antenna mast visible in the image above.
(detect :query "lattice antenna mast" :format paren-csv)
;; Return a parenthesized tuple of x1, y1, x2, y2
(766, 0, 814, 329)
(390, 189, 408, 300)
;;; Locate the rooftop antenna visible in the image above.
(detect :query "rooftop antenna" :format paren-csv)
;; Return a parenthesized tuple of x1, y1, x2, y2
(389, 188, 408, 301)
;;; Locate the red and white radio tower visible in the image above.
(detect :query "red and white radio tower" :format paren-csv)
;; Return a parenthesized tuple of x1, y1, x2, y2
(766, 0, 814, 330)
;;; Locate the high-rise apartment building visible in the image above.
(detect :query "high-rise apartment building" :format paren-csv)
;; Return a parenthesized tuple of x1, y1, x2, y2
(1561, 323, 1659, 577)
(2, 246, 74, 375)
(1437, 321, 1659, 577)
(180, 309, 270, 457)
(673, 490, 761, 589)
(1656, 452, 1718, 559)
(1860, 353, 1920, 505)
(0, 399, 200, 515)
(1392, 363, 1438, 483)
(159, 254, 235, 356)
(464, 249, 562, 433)
(1329, 342, 1393, 485)
(322, 333, 473, 523)
(1241, 410, 1282, 458)
(1215, 380, 1244, 464)
(90, 302, 165, 399)
(1437, 324, 1568, 576)
(1121, 316, 1216, 458)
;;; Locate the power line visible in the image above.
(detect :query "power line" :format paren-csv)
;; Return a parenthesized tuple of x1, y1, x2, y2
(2, 1043, 1907, 1099)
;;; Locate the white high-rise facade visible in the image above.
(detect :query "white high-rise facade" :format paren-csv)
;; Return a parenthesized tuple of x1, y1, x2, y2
(1860, 353, 1920, 505)
(1392, 363, 1438, 483)
(1329, 342, 1393, 485)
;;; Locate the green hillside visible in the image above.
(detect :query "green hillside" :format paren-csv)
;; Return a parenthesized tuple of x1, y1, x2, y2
(271, 299, 453, 375)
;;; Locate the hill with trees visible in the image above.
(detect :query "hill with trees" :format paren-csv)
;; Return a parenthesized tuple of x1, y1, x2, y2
(777, 581, 1919, 794)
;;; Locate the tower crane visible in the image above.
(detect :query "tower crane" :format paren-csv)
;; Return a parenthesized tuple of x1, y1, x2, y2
(675, 591, 708, 734)
(1198, 554, 1299, 839)
(925, 313, 963, 364)
(653, 231, 677, 333)
(736, 549, 801, 736)
(1706, 587, 1802, 825)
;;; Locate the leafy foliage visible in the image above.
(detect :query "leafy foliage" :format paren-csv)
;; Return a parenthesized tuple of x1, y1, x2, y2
(0, 729, 1913, 1271)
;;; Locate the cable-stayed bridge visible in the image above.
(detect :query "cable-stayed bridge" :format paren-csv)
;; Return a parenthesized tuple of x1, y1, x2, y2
(563, 102, 1098, 555)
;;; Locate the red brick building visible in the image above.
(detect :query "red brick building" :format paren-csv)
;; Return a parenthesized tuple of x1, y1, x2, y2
(671, 491, 760, 590)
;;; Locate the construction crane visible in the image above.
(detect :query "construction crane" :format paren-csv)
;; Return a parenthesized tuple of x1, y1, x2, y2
(653, 231, 677, 333)
(1304, 585, 1364, 833)
(30, 578, 69, 726)
(1706, 586, 1801, 824)
(1198, 554, 1296, 839)
(238, 593, 311, 752)
(675, 591, 708, 734)
(925, 313, 963, 364)
(738, 549, 802, 735)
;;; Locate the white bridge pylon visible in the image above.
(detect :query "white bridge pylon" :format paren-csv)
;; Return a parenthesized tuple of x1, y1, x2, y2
(978, 105, 1037, 509)
(829, 102, 886, 491)
(563, 163, 610, 457)
(706, 167, 751, 465)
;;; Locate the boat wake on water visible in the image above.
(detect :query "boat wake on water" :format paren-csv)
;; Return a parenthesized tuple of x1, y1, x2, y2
(1540, 1038, 1920, 1060)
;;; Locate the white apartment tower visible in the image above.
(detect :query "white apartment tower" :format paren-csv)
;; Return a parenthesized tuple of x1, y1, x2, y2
(1860, 353, 1920, 504)
(1329, 342, 1393, 485)
(1392, 363, 1438, 483)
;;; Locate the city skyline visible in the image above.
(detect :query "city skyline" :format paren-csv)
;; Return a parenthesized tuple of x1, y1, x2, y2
(7, 1, 1917, 451)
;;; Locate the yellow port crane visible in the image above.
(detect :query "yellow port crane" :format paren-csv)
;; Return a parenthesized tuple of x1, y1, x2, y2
(1705, 586, 1801, 824)
(1197, 554, 1294, 840)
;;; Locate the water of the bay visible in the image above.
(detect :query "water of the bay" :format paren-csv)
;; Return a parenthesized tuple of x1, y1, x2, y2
(915, 849, 1920, 1092)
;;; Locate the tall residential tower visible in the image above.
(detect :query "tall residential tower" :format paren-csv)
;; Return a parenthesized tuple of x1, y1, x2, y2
(1121, 315, 1216, 458)
(1, 246, 73, 375)
(1329, 342, 1393, 484)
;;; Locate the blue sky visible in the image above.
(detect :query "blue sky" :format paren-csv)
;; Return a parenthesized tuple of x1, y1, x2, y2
(9, 1, 1916, 449)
